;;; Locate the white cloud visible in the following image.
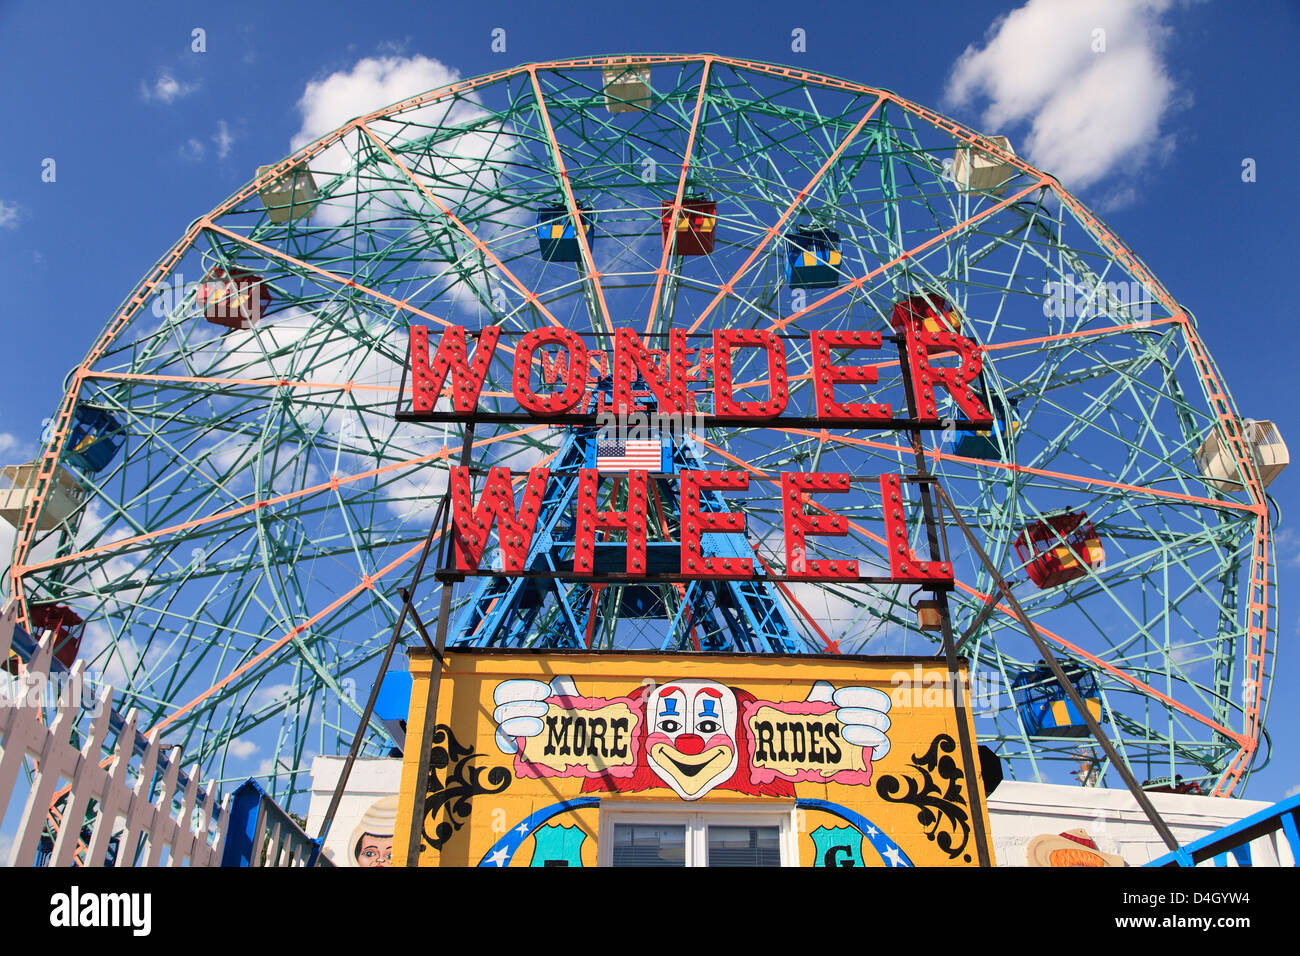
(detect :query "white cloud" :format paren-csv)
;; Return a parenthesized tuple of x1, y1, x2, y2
(284, 54, 521, 233)
(174, 121, 233, 165)
(253, 682, 294, 707)
(142, 71, 198, 104)
(213, 120, 234, 160)
(290, 54, 461, 156)
(227, 737, 259, 759)
(178, 138, 206, 162)
(0, 200, 20, 229)
(0, 432, 25, 458)
(206, 304, 452, 517)
(1274, 527, 1300, 567)
(945, 0, 1179, 189)
(81, 620, 163, 692)
(1286, 783, 1300, 799)
(255, 750, 314, 778)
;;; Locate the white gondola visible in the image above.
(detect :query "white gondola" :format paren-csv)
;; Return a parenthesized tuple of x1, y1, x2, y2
(0, 462, 86, 530)
(1197, 419, 1289, 492)
(952, 135, 1017, 195)
(256, 163, 320, 223)
(602, 62, 651, 113)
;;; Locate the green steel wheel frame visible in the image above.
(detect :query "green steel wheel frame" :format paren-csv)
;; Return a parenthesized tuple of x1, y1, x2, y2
(4, 55, 1275, 810)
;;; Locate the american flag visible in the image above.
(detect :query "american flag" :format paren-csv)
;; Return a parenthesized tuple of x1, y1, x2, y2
(595, 439, 662, 473)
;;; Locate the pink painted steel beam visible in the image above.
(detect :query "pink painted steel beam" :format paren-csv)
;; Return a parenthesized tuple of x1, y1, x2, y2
(645, 57, 714, 335)
(528, 66, 615, 337)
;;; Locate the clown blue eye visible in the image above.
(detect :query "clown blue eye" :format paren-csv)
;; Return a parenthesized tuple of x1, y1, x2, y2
(700, 700, 717, 717)
(661, 698, 679, 715)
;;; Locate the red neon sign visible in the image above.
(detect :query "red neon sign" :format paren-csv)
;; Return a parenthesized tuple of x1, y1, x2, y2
(448, 466, 951, 585)
(415, 322, 970, 587)
(406, 324, 992, 427)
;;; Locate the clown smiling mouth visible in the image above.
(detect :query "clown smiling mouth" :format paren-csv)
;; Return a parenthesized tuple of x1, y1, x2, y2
(665, 754, 712, 777)
(651, 743, 731, 778)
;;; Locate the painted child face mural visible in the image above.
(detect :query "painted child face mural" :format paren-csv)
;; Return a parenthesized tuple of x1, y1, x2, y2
(348, 795, 399, 867)
(645, 680, 740, 800)
(356, 833, 393, 867)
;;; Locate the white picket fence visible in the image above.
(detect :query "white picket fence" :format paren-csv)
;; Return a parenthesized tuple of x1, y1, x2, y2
(0, 601, 231, 866)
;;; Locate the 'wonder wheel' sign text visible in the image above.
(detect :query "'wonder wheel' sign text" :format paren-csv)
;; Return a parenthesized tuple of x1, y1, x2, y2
(399, 323, 988, 586)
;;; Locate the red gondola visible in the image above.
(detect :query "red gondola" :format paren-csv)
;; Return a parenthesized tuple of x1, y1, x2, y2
(2, 603, 83, 673)
(660, 198, 716, 256)
(1014, 511, 1104, 589)
(197, 268, 272, 330)
(889, 293, 962, 341)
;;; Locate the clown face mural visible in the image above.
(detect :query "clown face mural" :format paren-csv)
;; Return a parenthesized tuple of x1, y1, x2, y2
(645, 680, 741, 800)
(492, 675, 891, 802)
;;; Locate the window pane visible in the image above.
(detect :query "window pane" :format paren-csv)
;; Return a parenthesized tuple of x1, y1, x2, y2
(707, 826, 781, 867)
(611, 824, 686, 867)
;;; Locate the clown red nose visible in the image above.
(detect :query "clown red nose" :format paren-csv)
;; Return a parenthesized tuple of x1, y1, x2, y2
(674, 734, 706, 755)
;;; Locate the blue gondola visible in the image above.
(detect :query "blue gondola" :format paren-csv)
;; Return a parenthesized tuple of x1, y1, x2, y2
(1012, 663, 1102, 737)
(943, 395, 1017, 460)
(784, 228, 841, 289)
(536, 203, 594, 262)
(62, 406, 126, 473)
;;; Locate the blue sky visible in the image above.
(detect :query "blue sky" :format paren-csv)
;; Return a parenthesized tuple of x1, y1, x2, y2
(1, 0, 1297, 802)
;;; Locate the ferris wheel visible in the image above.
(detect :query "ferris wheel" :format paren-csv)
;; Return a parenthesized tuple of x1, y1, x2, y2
(3, 54, 1280, 806)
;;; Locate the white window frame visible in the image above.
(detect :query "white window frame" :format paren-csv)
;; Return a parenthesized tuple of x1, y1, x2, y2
(596, 801, 799, 867)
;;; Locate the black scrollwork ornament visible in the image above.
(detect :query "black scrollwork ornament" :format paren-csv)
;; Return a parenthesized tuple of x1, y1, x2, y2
(421, 724, 511, 852)
(875, 733, 973, 862)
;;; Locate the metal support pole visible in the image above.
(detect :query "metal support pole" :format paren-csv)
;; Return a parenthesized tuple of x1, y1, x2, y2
(403, 421, 476, 866)
(956, 589, 1001, 654)
(895, 338, 993, 868)
(930, 481, 1184, 854)
(311, 491, 452, 863)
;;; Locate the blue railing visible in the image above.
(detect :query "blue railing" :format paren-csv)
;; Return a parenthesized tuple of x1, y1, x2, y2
(220, 779, 331, 867)
(1145, 792, 1300, 867)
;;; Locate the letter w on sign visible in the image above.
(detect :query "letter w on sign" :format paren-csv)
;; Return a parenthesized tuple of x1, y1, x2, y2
(408, 325, 499, 413)
(451, 466, 550, 572)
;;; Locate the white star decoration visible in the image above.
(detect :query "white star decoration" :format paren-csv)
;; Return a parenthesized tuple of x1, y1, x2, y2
(516, 821, 532, 835)
(486, 846, 510, 867)
(865, 824, 879, 838)
(882, 845, 905, 867)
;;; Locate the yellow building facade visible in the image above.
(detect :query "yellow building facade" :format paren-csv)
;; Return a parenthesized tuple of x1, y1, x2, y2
(394, 649, 993, 867)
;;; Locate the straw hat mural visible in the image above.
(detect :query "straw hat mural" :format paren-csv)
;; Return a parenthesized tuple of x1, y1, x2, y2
(1026, 829, 1126, 867)
(349, 795, 400, 867)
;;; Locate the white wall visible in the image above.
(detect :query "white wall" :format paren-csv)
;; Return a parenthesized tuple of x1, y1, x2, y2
(987, 781, 1292, 867)
(306, 756, 403, 867)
